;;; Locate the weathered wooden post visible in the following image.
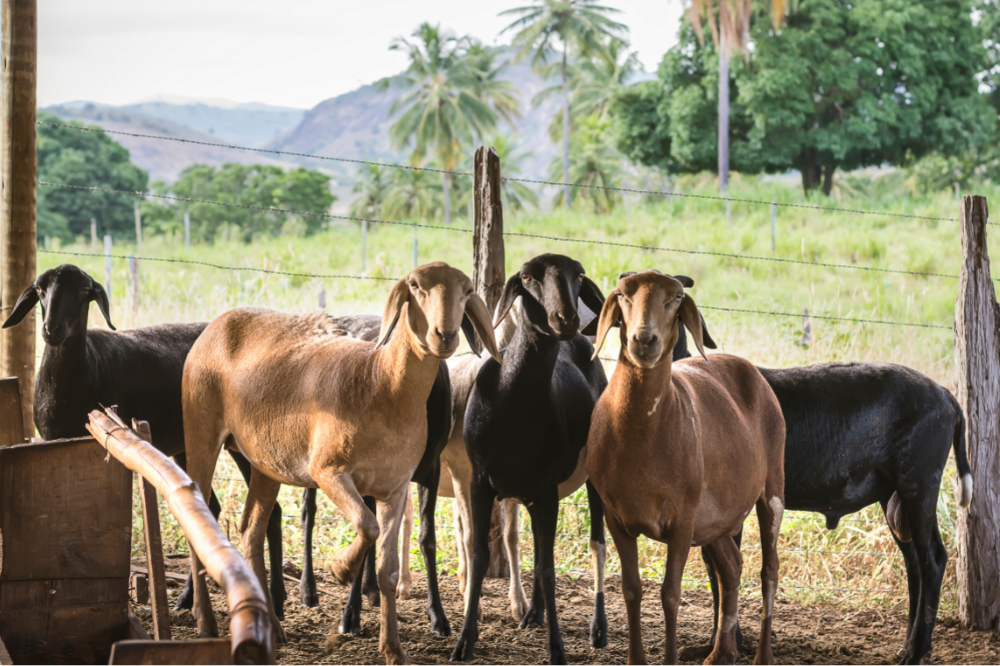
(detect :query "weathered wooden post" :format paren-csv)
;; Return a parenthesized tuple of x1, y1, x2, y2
(133, 420, 170, 641)
(133, 199, 142, 249)
(0, 0, 37, 436)
(473, 146, 510, 578)
(954, 194, 1000, 631)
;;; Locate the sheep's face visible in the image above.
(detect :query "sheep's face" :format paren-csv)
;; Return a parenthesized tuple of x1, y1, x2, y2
(494, 253, 605, 342)
(1, 264, 114, 345)
(376, 262, 501, 363)
(591, 270, 708, 369)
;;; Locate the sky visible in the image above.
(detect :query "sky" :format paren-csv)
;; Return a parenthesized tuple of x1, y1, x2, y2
(38, 0, 685, 110)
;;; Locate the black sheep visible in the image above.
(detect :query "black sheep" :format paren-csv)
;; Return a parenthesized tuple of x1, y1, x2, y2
(451, 253, 609, 665)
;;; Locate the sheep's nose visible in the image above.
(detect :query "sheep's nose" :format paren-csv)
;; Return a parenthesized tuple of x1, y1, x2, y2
(555, 312, 579, 328)
(434, 328, 457, 346)
(634, 330, 658, 347)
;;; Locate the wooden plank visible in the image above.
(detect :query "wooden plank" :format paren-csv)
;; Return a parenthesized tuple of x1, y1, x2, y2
(134, 419, 172, 640)
(0, 0, 38, 437)
(0, 377, 23, 448)
(0, 437, 132, 581)
(110, 639, 233, 665)
(954, 194, 1000, 629)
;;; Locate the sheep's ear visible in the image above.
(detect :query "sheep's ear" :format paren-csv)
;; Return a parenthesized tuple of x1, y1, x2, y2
(678, 293, 708, 361)
(90, 282, 116, 330)
(460, 314, 482, 357)
(492, 273, 523, 329)
(465, 293, 502, 363)
(590, 289, 622, 361)
(578, 276, 605, 337)
(673, 275, 694, 288)
(2, 283, 39, 328)
(376, 278, 409, 348)
(699, 313, 717, 349)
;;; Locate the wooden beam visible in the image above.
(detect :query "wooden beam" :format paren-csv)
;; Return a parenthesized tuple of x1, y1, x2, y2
(0, 0, 37, 437)
(133, 420, 171, 641)
(954, 194, 1000, 630)
(0, 376, 23, 447)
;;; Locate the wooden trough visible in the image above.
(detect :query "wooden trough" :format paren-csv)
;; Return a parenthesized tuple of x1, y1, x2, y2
(0, 379, 274, 664)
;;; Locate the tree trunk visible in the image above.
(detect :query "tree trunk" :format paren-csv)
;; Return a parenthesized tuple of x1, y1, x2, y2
(0, 0, 37, 436)
(442, 170, 451, 225)
(717, 35, 730, 194)
(562, 49, 571, 208)
(821, 164, 836, 196)
(954, 195, 1000, 631)
(799, 147, 821, 194)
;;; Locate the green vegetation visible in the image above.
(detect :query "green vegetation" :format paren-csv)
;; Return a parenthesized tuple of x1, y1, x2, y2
(611, 0, 996, 195)
(37, 112, 149, 241)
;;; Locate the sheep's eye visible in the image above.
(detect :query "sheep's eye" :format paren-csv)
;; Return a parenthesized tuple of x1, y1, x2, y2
(676, 293, 684, 301)
(409, 281, 419, 290)
(465, 289, 473, 298)
(521, 274, 531, 283)
(577, 274, 584, 281)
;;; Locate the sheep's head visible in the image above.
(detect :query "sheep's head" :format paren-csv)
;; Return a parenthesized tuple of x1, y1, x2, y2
(493, 253, 605, 342)
(2, 264, 114, 345)
(591, 270, 709, 369)
(376, 262, 500, 362)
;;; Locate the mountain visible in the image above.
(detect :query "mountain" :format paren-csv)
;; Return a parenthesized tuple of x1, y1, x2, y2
(42, 103, 298, 183)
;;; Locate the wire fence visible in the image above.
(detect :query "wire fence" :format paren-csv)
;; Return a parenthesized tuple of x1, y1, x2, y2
(61, 117, 970, 607)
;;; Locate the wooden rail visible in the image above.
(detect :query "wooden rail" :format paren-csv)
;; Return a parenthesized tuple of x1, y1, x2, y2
(86, 409, 275, 665)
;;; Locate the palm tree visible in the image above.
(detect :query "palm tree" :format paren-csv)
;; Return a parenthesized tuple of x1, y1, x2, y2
(349, 164, 391, 219)
(535, 37, 639, 140)
(383, 167, 441, 221)
(379, 24, 515, 224)
(489, 133, 540, 212)
(548, 115, 622, 213)
(500, 1, 628, 208)
(684, 0, 785, 193)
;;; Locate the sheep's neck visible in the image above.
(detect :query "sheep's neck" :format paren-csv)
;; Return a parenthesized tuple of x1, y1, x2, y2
(369, 313, 439, 409)
(608, 339, 678, 425)
(501, 314, 560, 386)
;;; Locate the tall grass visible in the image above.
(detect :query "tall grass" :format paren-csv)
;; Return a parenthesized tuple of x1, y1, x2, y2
(52, 172, 996, 613)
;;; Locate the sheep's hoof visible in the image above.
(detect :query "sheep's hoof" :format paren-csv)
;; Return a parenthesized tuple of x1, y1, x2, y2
(339, 603, 362, 636)
(450, 633, 476, 662)
(300, 587, 320, 608)
(173, 583, 194, 610)
(590, 592, 608, 648)
(510, 595, 530, 622)
(518, 603, 544, 630)
(197, 628, 220, 639)
(426, 604, 452, 637)
(382, 645, 409, 665)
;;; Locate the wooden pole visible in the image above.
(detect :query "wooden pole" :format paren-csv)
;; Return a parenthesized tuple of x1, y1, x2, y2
(473, 145, 510, 579)
(134, 198, 142, 249)
(91, 217, 98, 246)
(954, 194, 1000, 631)
(133, 420, 171, 641)
(0, 0, 37, 437)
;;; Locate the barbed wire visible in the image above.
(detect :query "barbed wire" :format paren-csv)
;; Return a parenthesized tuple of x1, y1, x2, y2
(699, 304, 952, 330)
(41, 180, 975, 284)
(41, 121, 966, 223)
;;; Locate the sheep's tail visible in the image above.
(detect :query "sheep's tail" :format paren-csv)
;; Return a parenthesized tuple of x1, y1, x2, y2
(953, 407, 973, 509)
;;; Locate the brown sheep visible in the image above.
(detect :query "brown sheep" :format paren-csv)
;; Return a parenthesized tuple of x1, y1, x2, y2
(181, 262, 499, 665)
(586, 270, 785, 665)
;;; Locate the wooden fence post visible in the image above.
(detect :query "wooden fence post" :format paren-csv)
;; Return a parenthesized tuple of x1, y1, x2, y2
(133, 420, 171, 641)
(954, 194, 1000, 631)
(0, 0, 37, 437)
(473, 146, 510, 579)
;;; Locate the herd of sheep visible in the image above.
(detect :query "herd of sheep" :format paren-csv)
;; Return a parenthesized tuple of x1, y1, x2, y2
(3, 256, 972, 665)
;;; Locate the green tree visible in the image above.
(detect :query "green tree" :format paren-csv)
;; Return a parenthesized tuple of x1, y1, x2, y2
(549, 115, 622, 212)
(612, 0, 994, 195)
(490, 133, 540, 211)
(379, 24, 510, 224)
(500, 0, 627, 207)
(37, 113, 148, 241)
(350, 165, 392, 219)
(383, 167, 441, 221)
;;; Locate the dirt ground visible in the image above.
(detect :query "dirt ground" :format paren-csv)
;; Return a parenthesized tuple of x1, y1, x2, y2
(136, 557, 1000, 665)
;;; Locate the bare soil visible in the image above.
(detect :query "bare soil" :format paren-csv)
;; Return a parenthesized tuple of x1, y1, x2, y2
(136, 558, 1000, 665)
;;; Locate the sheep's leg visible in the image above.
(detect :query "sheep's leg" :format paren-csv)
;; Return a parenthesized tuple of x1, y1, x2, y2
(586, 479, 608, 649)
(518, 529, 545, 630)
(229, 448, 287, 619)
(753, 489, 784, 666)
(702, 537, 742, 665)
(450, 475, 497, 662)
(451, 466, 478, 614)
(502, 499, 529, 622)
(661, 529, 693, 665)
(241, 468, 287, 644)
(606, 513, 646, 665)
(300, 488, 320, 607)
(526, 494, 567, 665)
(881, 497, 920, 655)
(397, 485, 413, 600)
(702, 526, 745, 652)
(312, 469, 379, 586)
(454, 498, 467, 595)
(185, 441, 224, 639)
(360, 506, 381, 607)
(417, 463, 452, 637)
(339, 496, 377, 635)
(172, 452, 222, 611)
(375, 486, 409, 665)
(895, 494, 947, 666)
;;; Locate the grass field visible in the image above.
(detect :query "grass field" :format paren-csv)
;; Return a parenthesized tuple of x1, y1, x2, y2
(35, 172, 999, 614)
